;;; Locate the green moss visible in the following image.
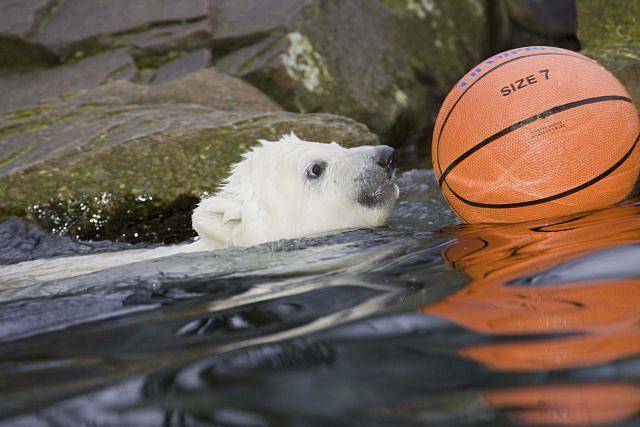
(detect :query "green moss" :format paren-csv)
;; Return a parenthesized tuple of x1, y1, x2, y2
(0, 145, 33, 170)
(583, 45, 640, 105)
(0, 126, 20, 140)
(4, 105, 50, 121)
(577, 0, 640, 49)
(229, 114, 273, 129)
(381, 0, 488, 92)
(136, 50, 186, 70)
(0, 119, 49, 139)
(35, 2, 60, 34)
(380, 0, 412, 15)
(55, 39, 111, 65)
(104, 109, 128, 119)
(79, 102, 111, 111)
(0, 127, 238, 212)
(0, 111, 375, 212)
(0, 89, 377, 242)
(585, 45, 640, 64)
(53, 103, 111, 122)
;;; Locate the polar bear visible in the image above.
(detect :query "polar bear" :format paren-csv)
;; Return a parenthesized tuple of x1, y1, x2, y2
(0, 133, 399, 287)
(193, 133, 399, 249)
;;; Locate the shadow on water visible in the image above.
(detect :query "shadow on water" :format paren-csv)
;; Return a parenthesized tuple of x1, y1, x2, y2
(1, 170, 640, 426)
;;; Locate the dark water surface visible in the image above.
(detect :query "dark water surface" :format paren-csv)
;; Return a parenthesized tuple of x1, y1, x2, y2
(1, 170, 640, 426)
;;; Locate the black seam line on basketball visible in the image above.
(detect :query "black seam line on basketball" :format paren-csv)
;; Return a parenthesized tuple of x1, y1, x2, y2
(530, 213, 591, 232)
(448, 238, 489, 267)
(438, 95, 632, 187)
(446, 131, 640, 209)
(435, 52, 596, 175)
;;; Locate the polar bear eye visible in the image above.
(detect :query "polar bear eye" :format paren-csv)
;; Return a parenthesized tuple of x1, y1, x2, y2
(306, 162, 326, 179)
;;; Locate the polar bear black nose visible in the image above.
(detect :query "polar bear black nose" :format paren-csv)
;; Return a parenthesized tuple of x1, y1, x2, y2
(375, 145, 396, 170)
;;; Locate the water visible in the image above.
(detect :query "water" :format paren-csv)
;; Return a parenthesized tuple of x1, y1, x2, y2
(1, 169, 640, 426)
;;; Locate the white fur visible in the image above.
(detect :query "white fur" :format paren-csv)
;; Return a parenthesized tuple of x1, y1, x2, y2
(193, 133, 398, 249)
(0, 133, 398, 287)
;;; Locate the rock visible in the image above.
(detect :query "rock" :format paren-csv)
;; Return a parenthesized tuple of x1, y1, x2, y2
(30, 0, 210, 58)
(577, 1, 640, 105)
(577, 0, 640, 49)
(0, 73, 377, 241)
(146, 69, 282, 111)
(0, 0, 213, 67)
(0, 103, 373, 193)
(152, 49, 212, 85)
(0, 0, 57, 67)
(213, 0, 489, 144)
(0, 51, 137, 114)
(1, 0, 494, 151)
(0, 0, 49, 37)
(123, 20, 212, 57)
(0, 101, 372, 189)
(76, 68, 282, 112)
(0, 0, 213, 66)
(0, 218, 136, 265)
(210, 0, 306, 43)
(507, 0, 577, 39)
(583, 46, 640, 106)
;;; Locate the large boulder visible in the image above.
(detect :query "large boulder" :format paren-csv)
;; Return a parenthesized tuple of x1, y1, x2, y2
(0, 50, 137, 114)
(577, 0, 640, 105)
(0, 0, 213, 68)
(0, 0, 491, 149)
(0, 0, 496, 242)
(577, 0, 640, 48)
(0, 71, 377, 242)
(79, 68, 282, 112)
(30, 0, 211, 59)
(212, 0, 490, 144)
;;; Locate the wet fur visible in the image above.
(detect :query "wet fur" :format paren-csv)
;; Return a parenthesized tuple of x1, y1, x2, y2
(0, 133, 398, 287)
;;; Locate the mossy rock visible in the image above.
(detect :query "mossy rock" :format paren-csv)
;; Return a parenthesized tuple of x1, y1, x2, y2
(381, 0, 489, 94)
(583, 45, 640, 106)
(0, 50, 137, 115)
(577, 1, 640, 106)
(213, 0, 489, 147)
(0, 80, 377, 242)
(3, 0, 491, 152)
(28, 0, 211, 59)
(0, 104, 376, 207)
(577, 0, 640, 49)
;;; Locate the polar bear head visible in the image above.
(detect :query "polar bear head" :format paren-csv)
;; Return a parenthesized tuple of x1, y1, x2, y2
(192, 133, 399, 249)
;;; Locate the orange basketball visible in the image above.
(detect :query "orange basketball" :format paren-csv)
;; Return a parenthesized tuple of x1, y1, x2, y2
(432, 46, 640, 223)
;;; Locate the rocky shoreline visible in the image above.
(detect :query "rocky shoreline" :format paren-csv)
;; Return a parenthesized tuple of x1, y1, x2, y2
(0, 0, 635, 242)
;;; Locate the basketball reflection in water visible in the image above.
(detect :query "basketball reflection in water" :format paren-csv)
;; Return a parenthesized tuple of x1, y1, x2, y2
(422, 200, 640, 426)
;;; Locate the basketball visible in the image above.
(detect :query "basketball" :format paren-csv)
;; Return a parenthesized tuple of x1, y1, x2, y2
(432, 46, 640, 224)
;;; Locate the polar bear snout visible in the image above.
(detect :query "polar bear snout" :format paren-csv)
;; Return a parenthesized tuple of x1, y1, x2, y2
(354, 145, 399, 209)
(375, 145, 396, 174)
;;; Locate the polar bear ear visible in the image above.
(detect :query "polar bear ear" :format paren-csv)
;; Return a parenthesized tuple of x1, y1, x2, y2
(192, 196, 243, 247)
(207, 197, 242, 224)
